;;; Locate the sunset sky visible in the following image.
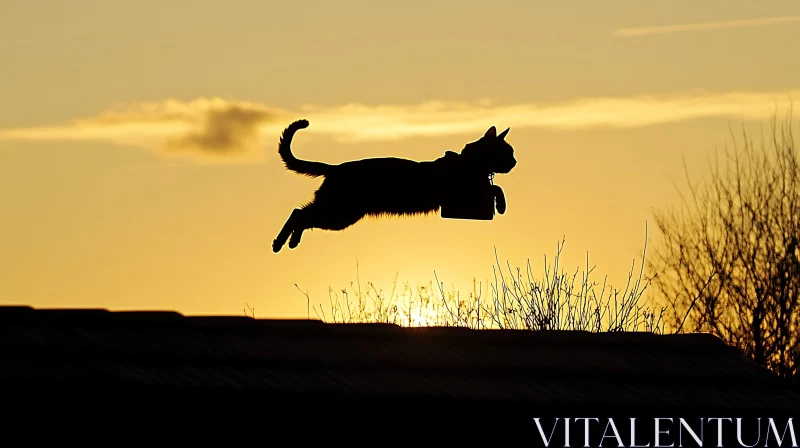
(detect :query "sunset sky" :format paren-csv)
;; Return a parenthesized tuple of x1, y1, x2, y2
(2, 0, 799, 319)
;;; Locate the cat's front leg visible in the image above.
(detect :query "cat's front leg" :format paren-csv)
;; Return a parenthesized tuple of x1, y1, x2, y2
(491, 185, 506, 214)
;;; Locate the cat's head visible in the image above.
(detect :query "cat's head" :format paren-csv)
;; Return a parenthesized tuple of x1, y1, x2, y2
(459, 126, 517, 175)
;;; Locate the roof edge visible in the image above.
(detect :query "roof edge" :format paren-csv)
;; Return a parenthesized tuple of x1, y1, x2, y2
(0, 306, 732, 348)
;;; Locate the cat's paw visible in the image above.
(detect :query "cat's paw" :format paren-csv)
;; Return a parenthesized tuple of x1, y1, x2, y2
(492, 185, 507, 214)
(496, 197, 507, 215)
(288, 230, 303, 249)
(272, 239, 283, 253)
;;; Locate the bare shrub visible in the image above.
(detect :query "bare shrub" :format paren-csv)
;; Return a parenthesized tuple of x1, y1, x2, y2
(295, 228, 665, 333)
(650, 110, 800, 382)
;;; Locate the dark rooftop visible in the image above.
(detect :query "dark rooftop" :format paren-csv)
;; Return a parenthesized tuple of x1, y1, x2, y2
(2, 305, 797, 439)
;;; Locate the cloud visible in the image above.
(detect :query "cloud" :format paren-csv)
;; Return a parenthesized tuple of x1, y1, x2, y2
(0, 89, 797, 162)
(165, 102, 274, 155)
(613, 15, 800, 38)
(0, 98, 283, 162)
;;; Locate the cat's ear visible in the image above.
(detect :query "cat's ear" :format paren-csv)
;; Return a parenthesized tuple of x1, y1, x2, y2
(498, 127, 510, 140)
(484, 126, 497, 138)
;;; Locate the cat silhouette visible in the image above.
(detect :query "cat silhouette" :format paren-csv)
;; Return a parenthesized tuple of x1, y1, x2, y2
(273, 120, 516, 252)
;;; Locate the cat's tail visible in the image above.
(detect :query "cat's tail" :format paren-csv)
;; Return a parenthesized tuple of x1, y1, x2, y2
(278, 119, 330, 178)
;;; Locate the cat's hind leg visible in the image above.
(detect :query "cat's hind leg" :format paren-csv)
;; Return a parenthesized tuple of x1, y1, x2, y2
(492, 185, 507, 214)
(273, 208, 301, 253)
(286, 206, 320, 250)
(287, 205, 364, 249)
(288, 229, 305, 249)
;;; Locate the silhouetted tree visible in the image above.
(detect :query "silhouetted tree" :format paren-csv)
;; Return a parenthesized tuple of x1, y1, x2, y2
(651, 111, 800, 382)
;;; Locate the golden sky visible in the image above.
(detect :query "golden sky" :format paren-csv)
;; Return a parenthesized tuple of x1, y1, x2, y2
(2, 0, 799, 318)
